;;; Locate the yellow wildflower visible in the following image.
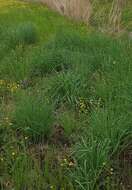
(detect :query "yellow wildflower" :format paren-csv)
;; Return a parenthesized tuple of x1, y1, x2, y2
(63, 158, 67, 163)
(24, 136, 28, 140)
(0, 80, 5, 85)
(9, 122, 13, 126)
(12, 152, 15, 156)
(68, 161, 74, 167)
(0, 157, 4, 162)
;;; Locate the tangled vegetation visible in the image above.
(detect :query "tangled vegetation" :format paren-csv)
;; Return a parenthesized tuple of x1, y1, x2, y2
(0, 1, 132, 190)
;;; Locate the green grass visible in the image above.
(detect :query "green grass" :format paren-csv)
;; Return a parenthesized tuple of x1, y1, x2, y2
(12, 94, 54, 140)
(122, 1, 132, 31)
(6, 22, 38, 48)
(0, 1, 132, 190)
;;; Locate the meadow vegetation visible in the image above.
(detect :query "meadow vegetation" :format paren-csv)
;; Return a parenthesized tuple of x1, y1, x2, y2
(0, 0, 132, 190)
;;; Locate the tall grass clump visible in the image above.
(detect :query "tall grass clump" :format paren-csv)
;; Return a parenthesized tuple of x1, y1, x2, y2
(13, 94, 54, 140)
(0, 47, 31, 82)
(7, 22, 38, 48)
(11, 154, 39, 190)
(50, 29, 88, 52)
(58, 110, 80, 137)
(30, 47, 73, 77)
(71, 102, 132, 190)
(71, 135, 110, 190)
(47, 71, 90, 107)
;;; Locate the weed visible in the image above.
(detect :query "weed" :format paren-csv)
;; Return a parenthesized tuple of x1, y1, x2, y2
(0, 47, 31, 82)
(47, 71, 89, 107)
(0, 1, 132, 189)
(71, 136, 110, 190)
(6, 22, 38, 48)
(30, 47, 73, 77)
(58, 111, 79, 137)
(13, 94, 54, 140)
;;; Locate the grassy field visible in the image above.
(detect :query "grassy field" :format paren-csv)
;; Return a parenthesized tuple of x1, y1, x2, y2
(0, 0, 132, 190)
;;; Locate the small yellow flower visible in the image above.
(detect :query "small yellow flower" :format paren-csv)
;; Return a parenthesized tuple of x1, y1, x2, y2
(110, 168, 114, 171)
(110, 171, 113, 175)
(69, 161, 74, 167)
(24, 136, 28, 140)
(63, 158, 67, 163)
(50, 185, 54, 189)
(9, 82, 19, 93)
(0, 157, 4, 162)
(9, 122, 13, 126)
(5, 117, 9, 121)
(12, 152, 15, 156)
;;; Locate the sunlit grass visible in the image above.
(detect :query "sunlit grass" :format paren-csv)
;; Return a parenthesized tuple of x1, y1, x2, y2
(0, 0, 26, 9)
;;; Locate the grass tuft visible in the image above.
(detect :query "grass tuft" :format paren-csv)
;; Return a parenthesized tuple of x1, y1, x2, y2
(12, 94, 54, 140)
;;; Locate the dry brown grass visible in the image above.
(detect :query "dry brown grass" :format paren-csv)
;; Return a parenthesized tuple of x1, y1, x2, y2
(41, 0, 91, 22)
(108, 0, 127, 32)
